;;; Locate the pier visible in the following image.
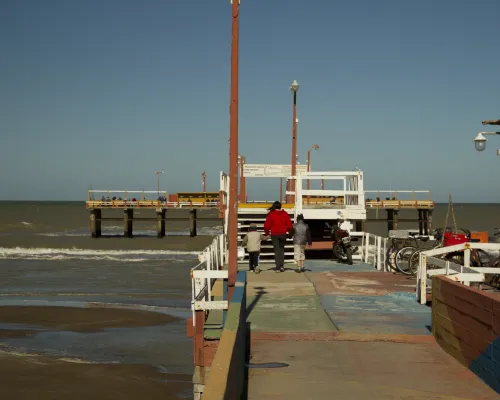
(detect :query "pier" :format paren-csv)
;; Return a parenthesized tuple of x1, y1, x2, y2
(189, 234, 500, 399)
(86, 190, 221, 238)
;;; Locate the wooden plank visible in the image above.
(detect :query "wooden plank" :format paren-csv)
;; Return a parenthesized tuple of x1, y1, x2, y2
(433, 287, 493, 328)
(438, 277, 494, 313)
(433, 309, 493, 353)
(433, 299, 493, 341)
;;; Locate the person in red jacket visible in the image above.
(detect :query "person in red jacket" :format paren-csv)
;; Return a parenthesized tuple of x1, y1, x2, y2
(264, 201, 292, 272)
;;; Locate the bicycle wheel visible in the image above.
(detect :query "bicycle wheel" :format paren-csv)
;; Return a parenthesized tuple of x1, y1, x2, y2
(386, 244, 400, 272)
(472, 249, 493, 268)
(395, 246, 418, 275)
(408, 249, 422, 276)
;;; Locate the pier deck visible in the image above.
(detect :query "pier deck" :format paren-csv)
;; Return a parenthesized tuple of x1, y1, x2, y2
(245, 262, 498, 400)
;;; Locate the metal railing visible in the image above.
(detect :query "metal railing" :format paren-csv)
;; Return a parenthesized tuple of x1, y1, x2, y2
(416, 242, 500, 304)
(360, 232, 388, 271)
(191, 234, 228, 315)
(86, 200, 220, 209)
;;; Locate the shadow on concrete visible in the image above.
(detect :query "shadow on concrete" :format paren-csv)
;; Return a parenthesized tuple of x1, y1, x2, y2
(243, 321, 251, 400)
(246, 287, 267, 318)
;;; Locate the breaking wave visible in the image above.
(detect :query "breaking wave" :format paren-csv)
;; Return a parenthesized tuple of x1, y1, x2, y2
(0, 247, 199, 262)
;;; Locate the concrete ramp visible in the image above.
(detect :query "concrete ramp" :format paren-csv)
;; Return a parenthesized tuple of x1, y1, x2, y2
(247, 261, 499, 400)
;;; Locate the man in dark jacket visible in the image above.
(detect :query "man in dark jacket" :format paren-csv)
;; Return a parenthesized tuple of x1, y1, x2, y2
(290, 214, 312, 273)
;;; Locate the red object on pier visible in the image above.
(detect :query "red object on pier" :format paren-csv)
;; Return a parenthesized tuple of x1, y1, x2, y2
(443, 232, 468, 247)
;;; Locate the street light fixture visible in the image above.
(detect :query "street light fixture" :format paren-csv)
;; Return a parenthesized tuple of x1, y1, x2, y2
(238, 154, 246, 203)
(473, 132, 500, 152)
(154, 171, 164, 199)
(290, 80, 299, 203)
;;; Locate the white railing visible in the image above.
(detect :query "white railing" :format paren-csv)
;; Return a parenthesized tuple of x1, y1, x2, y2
(87, 200, 220, 208)
(360, 232, 388, 271)
(191, 234, 228, 315)
(416, 242, 500, 304)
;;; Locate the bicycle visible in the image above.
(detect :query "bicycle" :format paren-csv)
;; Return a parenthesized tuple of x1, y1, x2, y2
(386, 236, 416, 273)
(408, 228, 493, 276)
(395, 230, 442, 275)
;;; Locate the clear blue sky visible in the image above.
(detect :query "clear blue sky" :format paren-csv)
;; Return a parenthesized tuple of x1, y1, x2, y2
(1, 0, 499, 202)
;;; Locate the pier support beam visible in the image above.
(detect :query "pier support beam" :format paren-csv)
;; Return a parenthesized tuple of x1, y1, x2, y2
(124, 209, 133, 238)
(417, 209, 424, 236)
(90, 209, 101, 238)
(393, 210, 399, 231)
(387, 209, 395, 232)
(355, 221, 362, 232)
(190, 209, 197, 237)
(156, 209, 166, 238)
(428, 210, 433, 233)
(422, 209, 429, 236)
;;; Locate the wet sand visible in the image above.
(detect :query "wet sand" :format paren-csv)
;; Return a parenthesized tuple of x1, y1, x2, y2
(0, 306, 179, 333)
(0, 350, 192, 400)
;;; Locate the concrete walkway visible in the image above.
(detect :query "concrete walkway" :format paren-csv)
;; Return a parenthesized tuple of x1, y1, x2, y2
(245, 261, 499, 400)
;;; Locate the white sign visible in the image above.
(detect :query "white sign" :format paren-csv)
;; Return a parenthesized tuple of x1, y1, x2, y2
(243, 164, 307, 178)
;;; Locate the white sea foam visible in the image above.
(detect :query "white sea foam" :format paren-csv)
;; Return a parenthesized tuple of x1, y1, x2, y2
(0, 247, 199, 262)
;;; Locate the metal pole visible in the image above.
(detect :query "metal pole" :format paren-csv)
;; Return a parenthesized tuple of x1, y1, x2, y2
(291, 91, 297, 204)
(228, 0, 239, 299)
(280, 177, 283, 203)
(239, 154, 246, 203)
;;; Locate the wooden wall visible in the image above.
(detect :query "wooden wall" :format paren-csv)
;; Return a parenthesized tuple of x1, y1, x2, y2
(432, 276, 500, 393)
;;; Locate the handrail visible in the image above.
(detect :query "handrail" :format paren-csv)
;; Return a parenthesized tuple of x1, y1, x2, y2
(191, 234, 228, 315)
(85, 200, 220, 208)
(416, 242, 500, 304)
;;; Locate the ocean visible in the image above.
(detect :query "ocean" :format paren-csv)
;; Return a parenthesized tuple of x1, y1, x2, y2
(0, 201, 498, 398)
(0, 201, 222, 400)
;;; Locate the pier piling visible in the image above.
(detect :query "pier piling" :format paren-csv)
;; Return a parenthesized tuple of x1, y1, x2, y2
(90, 209, 102, 238)
(124, 209, 133, 238)
(156, 209, 166, 238)
(190, 209, 197, 237)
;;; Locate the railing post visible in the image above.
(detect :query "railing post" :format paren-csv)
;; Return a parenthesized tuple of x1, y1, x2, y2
(418, 253, 427, 304)
(364, 233, 369, 263)
(464, 248, 470, 268)
(193, 310, 205, 367)
(376, 236, 382, 270)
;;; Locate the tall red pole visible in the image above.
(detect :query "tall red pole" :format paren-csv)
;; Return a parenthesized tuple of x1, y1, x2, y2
(228, 0, 239, 299)
(306, 144, 319, 204)
(290, 81, 299, 204)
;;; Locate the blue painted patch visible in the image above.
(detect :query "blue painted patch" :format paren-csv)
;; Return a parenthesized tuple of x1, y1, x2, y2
(469, 337, 500, 394)
(320, 293, 429, 314)
(320, 292, 431, 335)
(305, 260, 375, 273)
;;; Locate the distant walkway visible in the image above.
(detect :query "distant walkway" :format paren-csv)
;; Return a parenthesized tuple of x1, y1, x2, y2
(245, 261, 498, 400)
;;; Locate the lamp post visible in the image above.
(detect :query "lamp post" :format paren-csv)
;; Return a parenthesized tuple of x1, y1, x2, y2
(154, 171, 164, 199)
(473, 119, 500, 154)
(201, 171, 207, 193)
(228, 0, 240, 299)
(238, 154, 246, 203)
(290, 80, 299, 204)
(473, 132, 500, 153)
(306, 144, 319, 204)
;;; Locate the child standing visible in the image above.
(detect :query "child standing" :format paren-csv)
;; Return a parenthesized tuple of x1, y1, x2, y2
(291, 214, 312, 272)
(241, 223, 268, 273)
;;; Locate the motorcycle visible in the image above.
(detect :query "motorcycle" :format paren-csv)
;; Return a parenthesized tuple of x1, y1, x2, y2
(331, 225, 356, 265)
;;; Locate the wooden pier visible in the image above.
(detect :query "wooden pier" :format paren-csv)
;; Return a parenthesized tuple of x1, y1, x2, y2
(86, 191, 221, 238)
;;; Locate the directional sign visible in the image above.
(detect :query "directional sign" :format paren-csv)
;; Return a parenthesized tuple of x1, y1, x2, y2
(243, 164, 307, 178)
